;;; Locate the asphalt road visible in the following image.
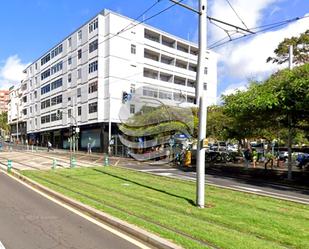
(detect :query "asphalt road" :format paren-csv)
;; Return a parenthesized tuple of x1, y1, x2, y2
(0, 172, 146, 249)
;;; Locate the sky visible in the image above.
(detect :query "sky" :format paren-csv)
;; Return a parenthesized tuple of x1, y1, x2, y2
(0, 0, 308, 100)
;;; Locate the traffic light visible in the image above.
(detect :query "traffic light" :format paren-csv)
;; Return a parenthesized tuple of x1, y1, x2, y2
(122, 91, 129, 103)
(69, 126, 76, 137)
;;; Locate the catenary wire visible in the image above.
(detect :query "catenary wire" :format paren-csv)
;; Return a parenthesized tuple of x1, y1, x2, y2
(224, 0, 249, 30)
(208, 15, 309, 50)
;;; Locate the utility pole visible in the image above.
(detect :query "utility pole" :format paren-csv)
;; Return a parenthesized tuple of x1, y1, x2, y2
(195, 0, 207, 208)
(287, 45, 293, 180)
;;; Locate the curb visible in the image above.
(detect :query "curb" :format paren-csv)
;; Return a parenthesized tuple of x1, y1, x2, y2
(2, 168, 182, 249)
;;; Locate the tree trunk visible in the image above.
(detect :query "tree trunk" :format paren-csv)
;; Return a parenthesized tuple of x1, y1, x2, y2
(287, 114, 293, 180)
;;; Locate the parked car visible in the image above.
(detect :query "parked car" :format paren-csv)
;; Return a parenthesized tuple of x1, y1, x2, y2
(278, 151, 288, 160)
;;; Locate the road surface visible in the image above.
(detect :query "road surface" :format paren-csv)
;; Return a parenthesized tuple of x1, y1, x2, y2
(0, 171, 148, 249)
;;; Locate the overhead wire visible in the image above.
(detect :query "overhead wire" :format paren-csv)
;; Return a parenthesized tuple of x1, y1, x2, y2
(224, 0, 249, 30)
(208, 15, 309, 50)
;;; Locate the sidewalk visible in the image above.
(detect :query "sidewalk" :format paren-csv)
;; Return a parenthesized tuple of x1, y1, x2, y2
(184, 161, 309, 189)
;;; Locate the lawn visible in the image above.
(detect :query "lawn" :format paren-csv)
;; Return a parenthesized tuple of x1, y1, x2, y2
(22, 167, 309, 249)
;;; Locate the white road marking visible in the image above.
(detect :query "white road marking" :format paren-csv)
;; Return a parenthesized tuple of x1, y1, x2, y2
(139, 168, 178, 172)
(231, 185, 263, 192)
(155, 172, 173, 176)
(257, 190, 309, 201)
(3, 171, 152, 249)
(0, 241, 6, 249)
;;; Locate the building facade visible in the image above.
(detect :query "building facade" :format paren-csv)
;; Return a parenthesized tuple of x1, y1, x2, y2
(0, 90, 9, 113)
(8, 9, 217, 153)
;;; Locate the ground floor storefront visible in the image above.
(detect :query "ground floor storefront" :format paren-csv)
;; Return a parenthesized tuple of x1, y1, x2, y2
(25, 122, 128, 156)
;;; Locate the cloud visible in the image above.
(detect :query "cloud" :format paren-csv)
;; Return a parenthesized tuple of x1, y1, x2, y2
(0, 55, 29, 90)
(221, 81, 247, 96)
(218, 15, 309, 78)
(209, 0, 281, 43)
(207, 0, 309, 95)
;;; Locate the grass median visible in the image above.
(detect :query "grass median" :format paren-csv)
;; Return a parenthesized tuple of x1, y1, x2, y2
(22, 166, 309, 249)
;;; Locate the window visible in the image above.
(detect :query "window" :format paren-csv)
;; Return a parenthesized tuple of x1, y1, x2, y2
(41, 84, 50, 95)
(30, 80, 32, 87)
(89, 39, 98, 53)
(30, 106, 32, 114)
(77, 88, 81, 97)
(41, 69, 50, 80)
(41, 99, 50, 109)
(89, 102, 97, 113)
(88, 81, 98, 93)
(51, 44, 63, 59)
(203, 83, 207, 90)
(88, 61, 98, 73)
(204, 67, 208, 75)
(68, 109, 72, 118)
(68, 73, 72, 83)
(89, 18, 98, 33)
(51, 78, 63, 90)
(78, 30, 82, 41)
(22, 96, 27, 103)
(78, 49, 82, 59)
(41, 114, 50, 124)
(143, 87, 158, 98)
(130, 104, 135, 114)
(35, 63, 38, 70)
(22, 109, 27, 115)
(35, 104, 37, 112)
(77, 68, 81, 79)
(130, 84, 135, 94)
(131, 44, 136, 54)
(41, 54, 50, 66)
(143, 68, 158, 79)
(34, 91, 37, 98)
(189, 64, 197, 72)
(35, 118, 37, 126)
(21, 84, 27, 91)
(35, 77, 38, 85)
(51, 112, 62, 122)
(68, 56, 72, 65)
(159, 90, 172, 100)
(51, 94, 62, 106)
(78, 106, 81, 116)
(30, 93, 32, 100)
(68, 37, 72, 47)
(51, 61, 63, 75)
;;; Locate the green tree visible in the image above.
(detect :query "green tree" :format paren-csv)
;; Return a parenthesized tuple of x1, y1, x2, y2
(222, 64, 309, 179)
(266, 29, 309, 65)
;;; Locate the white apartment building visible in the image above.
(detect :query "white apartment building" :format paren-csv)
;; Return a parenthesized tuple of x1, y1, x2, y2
(9, 9, 217, 153)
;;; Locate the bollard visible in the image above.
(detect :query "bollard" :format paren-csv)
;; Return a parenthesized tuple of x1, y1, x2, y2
(104, 154, 109, 166)
(36, 146, 38, 152)
(31, 145, 34, 152)
(70, 156, 76, 168)
(52, 159, 57, 169)
(7, 160, 12, 172)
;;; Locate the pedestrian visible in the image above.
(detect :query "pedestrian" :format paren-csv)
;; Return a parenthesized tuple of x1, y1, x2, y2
(243, 148, 251, 169)
(47, 141, 53, 152)
(252, 150, 258, 168)
(87, 142, 92, 154)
